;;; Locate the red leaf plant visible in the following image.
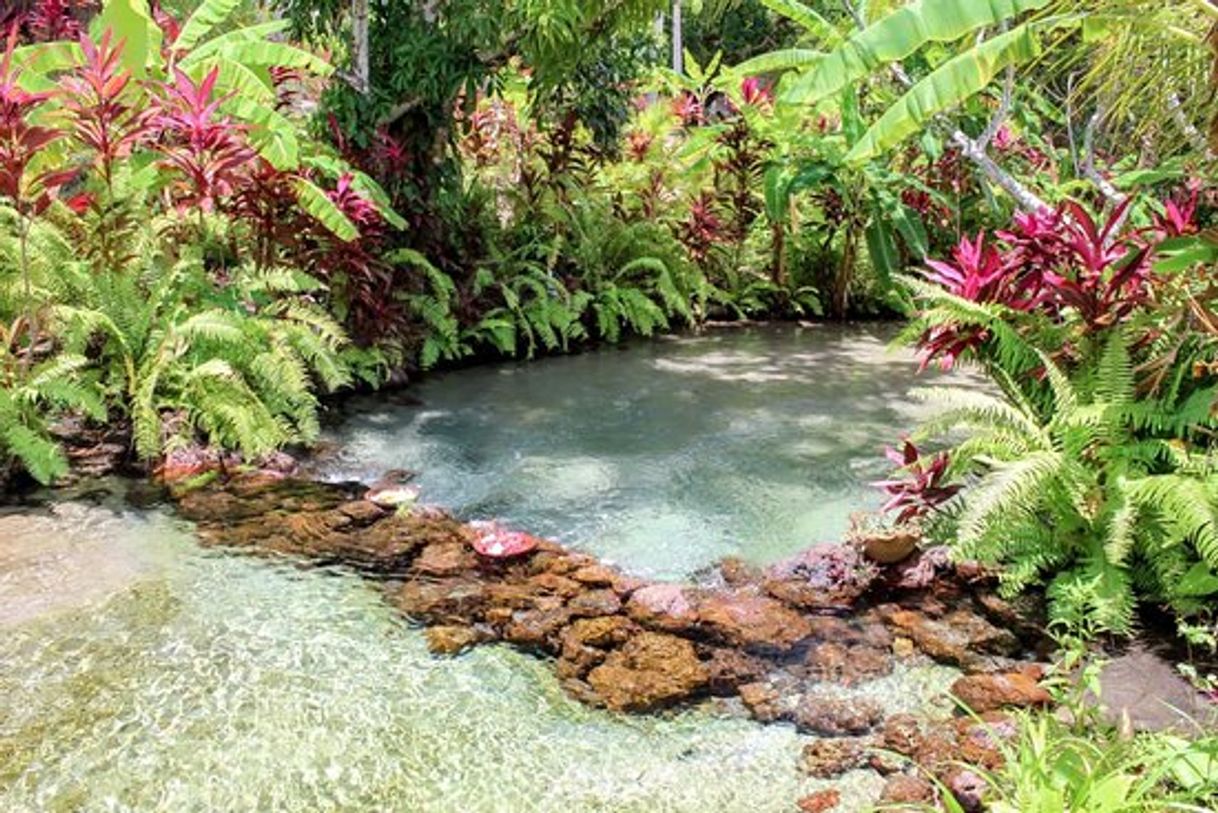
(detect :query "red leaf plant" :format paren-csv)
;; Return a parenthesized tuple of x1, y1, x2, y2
(59, 31, 153, 187)
(151, 67, 254, 212)
(873, 438, 961, 525)
(0, 27, 74, 217)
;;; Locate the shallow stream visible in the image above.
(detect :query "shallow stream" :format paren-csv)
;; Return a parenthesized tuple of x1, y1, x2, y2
(0, 324, 967, 812)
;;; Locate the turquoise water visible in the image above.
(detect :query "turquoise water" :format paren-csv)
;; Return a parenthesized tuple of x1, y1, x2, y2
(0, 325, 968, 811)
(320, 323, 973, 580)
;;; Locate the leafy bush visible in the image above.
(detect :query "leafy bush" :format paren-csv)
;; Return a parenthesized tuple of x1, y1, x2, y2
(888, 194, 1218, 640)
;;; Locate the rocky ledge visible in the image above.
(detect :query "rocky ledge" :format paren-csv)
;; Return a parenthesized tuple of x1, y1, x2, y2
(176, 474, 1058, 811)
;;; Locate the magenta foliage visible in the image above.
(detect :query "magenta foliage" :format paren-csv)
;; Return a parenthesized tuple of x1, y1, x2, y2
(874, 439, 960, 524)
(59, 32, 152, 183)
(152, 67, 254, 211)
(672, 91, 704, 127)
(740, 76, 772, 107)
(0, 27, 74, 214)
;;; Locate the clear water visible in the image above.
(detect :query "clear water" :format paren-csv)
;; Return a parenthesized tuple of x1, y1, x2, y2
(320, 323, 976, 580)
(0, 327, 969, 811)
(0, 494, 961, 813)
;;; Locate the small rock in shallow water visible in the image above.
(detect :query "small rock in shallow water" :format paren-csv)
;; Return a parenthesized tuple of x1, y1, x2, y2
(792, 696, 884, 736)
(800, 737, 873, 779)
(879, 773, 935, 807)
(625, 583, 700, 632)
(796, 788, 841, 812)
(424, 624, 483, 655)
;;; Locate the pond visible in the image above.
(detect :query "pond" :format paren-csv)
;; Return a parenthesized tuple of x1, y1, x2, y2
(320, 323, 973, 580)
(0, 324, 967, 812)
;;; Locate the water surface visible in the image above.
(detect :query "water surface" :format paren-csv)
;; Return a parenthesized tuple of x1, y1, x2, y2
(320, 323, 972, 579)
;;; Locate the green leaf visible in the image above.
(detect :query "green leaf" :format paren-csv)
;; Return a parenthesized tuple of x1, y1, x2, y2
(782, 0, 1052, 105)
(90, 0, 162, 78)
(845, 22, 1052, 164)
(174, 0, 241, 51)
(865, 217, 900, 283)
(758, 0, 842, 46)
(734, 48, 823, 76)
(292, 178, 358, 242)
(1176, 562, 1218, 598)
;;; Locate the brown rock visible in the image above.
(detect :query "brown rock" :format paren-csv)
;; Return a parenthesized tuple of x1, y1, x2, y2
(567, 589, 623, 617)
(425, 624, 483, 655)
(763, 544, 877, 610)
(737, 682, 783, 723)
(718, 557, 760, 586)
(414, 541, 476, 577)
(337, 500, 387, 525)
(881, 713, 924, 757)
(955, 712, 1016, 770)
(528, 572, 583, 599)
(800, 737, 871, 779)
(792, 696, 884, 736)
(951, 671, 1051, 713)
(796, 789, 841, 812)
(697, 590, 813, 652)
(805, 642, 892, 685)
(562, 616, 636, 649)
(395, 578, 485, 621)
(484, 582, 542, 610)
(912, 727, 959, 774)
(586, 632, 708, 712)
(703, 648, 767, 696)
(570, 564, 618, 587)
(885, 607, 1019, 669)
(879, 774, 935, 806)
(625, 583, 700, 632)
(503, 607, 571, 649)
(944, 768, 987, 813)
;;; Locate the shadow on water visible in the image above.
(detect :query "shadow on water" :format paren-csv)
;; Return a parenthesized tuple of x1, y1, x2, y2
(319, 323, 980, 580)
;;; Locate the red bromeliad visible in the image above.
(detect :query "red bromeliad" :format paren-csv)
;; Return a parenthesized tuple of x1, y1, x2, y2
(873, 439, 960, 525)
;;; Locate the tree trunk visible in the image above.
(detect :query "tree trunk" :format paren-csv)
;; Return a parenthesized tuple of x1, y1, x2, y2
(351, 0, 370, 94)
(671, 1, 683, 74)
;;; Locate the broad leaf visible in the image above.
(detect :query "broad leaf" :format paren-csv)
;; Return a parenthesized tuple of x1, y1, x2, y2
(735, 48, 823, 76)
(175, 0, 242, 51)
(782, 0, 1051, 105)
(292, 179, 359, 242)
(845, 23, 1052, 164)
(758, 0, 842, 46)
(90, 0, 162, 78)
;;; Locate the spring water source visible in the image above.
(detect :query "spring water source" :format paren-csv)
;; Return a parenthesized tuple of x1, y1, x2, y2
(1, 324, 967, 812)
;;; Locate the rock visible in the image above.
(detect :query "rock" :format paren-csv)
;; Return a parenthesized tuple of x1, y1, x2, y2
(737, 682, 783, 723)
(527, 572, 583, 599)
(414, 541, 477, 577)
(562, 615, 636, 649)
(703, 648, 767, 696)
(503, 607, 572, 649)
(912, 727, 959, 775)
(570, 564, 618, 587)
(567, 588, 623, 617)
(792, 696, 884, 736)
(805, 642, 892, 685)
(951, 671, 1051, 713)
(944, 767, 987, 813)
(955, 712, 1016, 770)
(697, 590, 813, 652)
(884, 607, 1019, 670)
(879, 774, 935, 806)
(881, 714, 924, 757)
(800, 737, 872, 779)
(763, 544, 877, 610)
(586, 632, 709, 712)
(625, 584, 700, 633)
(395, 578, 486, 621)
(857, 527, 920, 564)
(796, 789, 841, 812)
(425, 624, 483, 655)
(718, 557, 761, 586)
(337, 500, 387, 525)
(1087, 650, 1218, 733)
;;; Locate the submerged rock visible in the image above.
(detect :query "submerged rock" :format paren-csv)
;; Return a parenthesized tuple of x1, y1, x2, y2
(793, 696, 885, 737)
(796, 789, 842, 812)
(585, 632, 708, 712)
(882, 606, 1019, 671)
